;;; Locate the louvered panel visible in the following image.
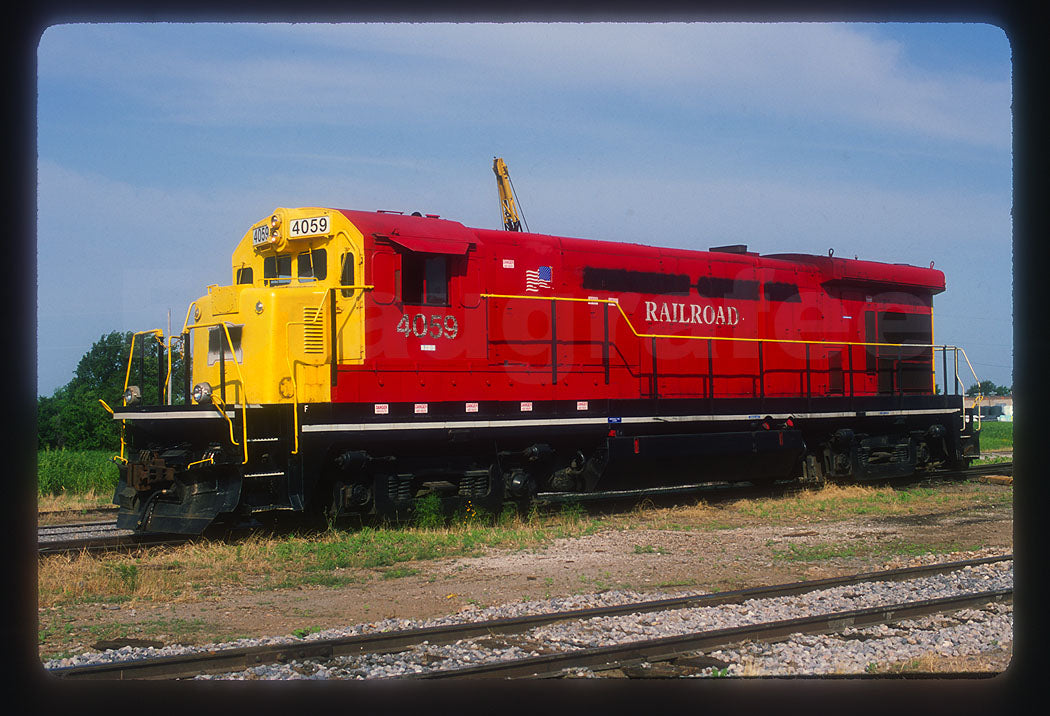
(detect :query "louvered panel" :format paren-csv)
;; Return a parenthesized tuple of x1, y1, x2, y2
(303, 307, 325, 354)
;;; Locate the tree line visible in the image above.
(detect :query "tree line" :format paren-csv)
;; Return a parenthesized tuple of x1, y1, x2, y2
(38, 331, 183, 450)
(965, 380, 1012, 397)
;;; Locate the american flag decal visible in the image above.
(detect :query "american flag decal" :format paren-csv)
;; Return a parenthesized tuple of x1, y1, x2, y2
(525, 265, 552, 292)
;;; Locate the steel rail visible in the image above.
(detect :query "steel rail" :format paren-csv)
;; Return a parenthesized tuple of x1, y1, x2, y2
(48, 554, 1010, 680)
(38, 521, 121, 535)
(38, 533, 193, 557)
(408, 588, 1013, 679)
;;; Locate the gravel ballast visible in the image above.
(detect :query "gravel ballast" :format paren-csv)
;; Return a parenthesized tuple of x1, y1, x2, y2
(44, 553, 1012, 679)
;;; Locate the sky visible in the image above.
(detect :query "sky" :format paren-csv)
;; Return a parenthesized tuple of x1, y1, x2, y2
(35, 21, 1013, 397)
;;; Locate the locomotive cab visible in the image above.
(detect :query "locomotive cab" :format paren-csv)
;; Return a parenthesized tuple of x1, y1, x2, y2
(188, 208, 367, 407)
(111, 208, 370, 533)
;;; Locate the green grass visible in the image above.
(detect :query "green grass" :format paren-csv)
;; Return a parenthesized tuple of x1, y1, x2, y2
(269, 524, 549, 573)
(979, 421, 1013, 452)
(37, 448, 120, 496)
(771, 538, 982, 562)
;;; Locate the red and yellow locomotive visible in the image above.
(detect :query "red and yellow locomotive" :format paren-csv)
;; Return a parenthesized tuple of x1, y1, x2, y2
(110, 207, 981, 533)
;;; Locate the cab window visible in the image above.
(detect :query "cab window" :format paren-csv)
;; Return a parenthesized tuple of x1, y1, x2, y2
(263, 255, 292, 286)
(297, 248, 327, 283)
(236, 267, 253, 285)
(340, 252, 355, 297)
(402, 254, 448, 306)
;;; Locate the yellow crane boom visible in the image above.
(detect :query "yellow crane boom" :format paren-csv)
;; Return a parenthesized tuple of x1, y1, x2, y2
(493, 157, 526, 232)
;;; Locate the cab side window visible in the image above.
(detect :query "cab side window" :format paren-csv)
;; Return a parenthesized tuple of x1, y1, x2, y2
(340, 253, 355, 297)
(236, 267, 253, 285)
(402, 254, 448, 306)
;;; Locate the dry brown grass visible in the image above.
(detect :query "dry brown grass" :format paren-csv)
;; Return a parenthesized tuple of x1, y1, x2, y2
(37, 489, 113, 514)
(37, 533, 285, 608)
(874, 648, 1013, 674)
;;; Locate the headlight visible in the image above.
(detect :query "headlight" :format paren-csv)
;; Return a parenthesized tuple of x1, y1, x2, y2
(255, 301, 264, 314)
(123, 385, 141, 406)
(192, 382, 213, 404)
(270, 214, 281, 229)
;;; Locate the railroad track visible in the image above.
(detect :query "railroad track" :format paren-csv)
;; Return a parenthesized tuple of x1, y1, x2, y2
(37, 523, 192, 557)
(48, 554, 1011, 680)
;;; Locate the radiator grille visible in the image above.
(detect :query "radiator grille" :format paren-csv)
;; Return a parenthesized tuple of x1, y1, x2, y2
(303, 307, 324, 354)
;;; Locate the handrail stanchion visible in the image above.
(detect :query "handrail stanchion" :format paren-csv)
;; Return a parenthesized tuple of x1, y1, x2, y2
(603, 301, 610, 385)
(942, 347, 948, 397)
(651, 337, 658, 400)
(707, 339, 714, 414)
(847, 343, 854, 409)
(330, 288, 338, 388)
(805, 343, 811, 412)
(758, 341, 764, 401)
(157, 337, 165, 405)
(137, 337, 145, 401)
(954, 349, 959, 395)
(219, 333, 227, 404)
(551, 298, 558, 384)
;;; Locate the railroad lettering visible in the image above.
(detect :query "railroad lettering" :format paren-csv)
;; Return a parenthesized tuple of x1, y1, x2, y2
(644, 300, 740, 326)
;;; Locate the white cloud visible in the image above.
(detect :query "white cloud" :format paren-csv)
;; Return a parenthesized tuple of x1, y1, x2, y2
(39, 22, 1010, 146)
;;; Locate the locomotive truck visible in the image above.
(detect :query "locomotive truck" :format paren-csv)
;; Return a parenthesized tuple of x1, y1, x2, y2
(108, 206, 981, 533)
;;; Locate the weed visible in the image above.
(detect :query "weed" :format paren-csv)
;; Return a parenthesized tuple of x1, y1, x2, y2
(104, 563, 139, 591)
(412, 494, 444, 530)
(498, 502, 519, 526)
(559, 501, 586, 523)
(633, 544, 657, 554)
(771, 538, 982, 563)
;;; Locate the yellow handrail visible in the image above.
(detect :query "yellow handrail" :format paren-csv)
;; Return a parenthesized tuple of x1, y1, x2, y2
(187, 454, 215, 470)
(209, 395, 242, 453)
(180, 302, 198, 335)
(122, 329, 164, 396)
(161, 333, 184, 404)
(480, 292, 984, 404)
(98, 399, 128, 464)
(183, 320, 250, 464)
(114, 329, 165, 465)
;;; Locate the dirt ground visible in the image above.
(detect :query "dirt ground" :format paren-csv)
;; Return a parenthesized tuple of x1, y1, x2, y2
(40, 479, 1014, 672)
